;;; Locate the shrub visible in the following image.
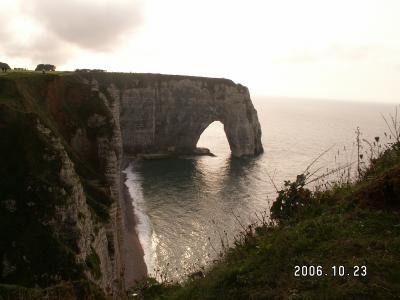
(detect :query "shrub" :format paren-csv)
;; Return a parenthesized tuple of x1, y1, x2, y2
(85, 248, 101, 280)
(270, 174, 313, 221)
(35, 64, 56, 72)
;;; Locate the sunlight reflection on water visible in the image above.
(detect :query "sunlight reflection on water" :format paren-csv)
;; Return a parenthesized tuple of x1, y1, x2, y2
(124, 98, 395, 281)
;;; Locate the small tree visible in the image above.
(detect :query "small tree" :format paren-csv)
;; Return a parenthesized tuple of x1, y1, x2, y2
(0, 62, 11, 72)
(35, 64, 56, 72)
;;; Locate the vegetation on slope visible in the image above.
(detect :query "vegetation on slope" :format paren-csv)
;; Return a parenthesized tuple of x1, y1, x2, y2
(0, 73, 115, 298)
(0, 280, 106, 300)
(133, 138, 400, 299)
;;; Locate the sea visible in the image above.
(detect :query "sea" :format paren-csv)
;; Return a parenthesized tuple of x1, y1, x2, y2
(123, 97, 397, 281)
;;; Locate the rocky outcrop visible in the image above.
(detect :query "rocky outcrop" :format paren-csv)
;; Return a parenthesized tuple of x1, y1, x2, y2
(36, 120, 116, 293)
(111, 74, 263, 157)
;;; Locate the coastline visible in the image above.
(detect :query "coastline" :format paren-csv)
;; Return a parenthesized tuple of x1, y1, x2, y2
(120, 166, 148, 288)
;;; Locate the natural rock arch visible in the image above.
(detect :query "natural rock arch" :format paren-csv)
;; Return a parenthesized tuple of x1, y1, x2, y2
(184, 112, 261, 157)
(115, 75, 264, 157)
(196, 121, 230, 152)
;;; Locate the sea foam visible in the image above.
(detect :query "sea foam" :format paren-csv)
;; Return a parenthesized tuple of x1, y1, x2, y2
(123, 164, 158, 276)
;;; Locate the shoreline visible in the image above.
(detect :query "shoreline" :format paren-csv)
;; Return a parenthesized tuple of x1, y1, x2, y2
(120, 166, 148, 288)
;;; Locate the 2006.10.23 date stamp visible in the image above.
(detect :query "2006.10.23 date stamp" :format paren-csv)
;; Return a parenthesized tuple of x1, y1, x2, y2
(294, 265, 367, 277)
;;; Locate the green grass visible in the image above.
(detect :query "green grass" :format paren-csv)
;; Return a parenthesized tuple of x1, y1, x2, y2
(0, 280, 106, 300)
(0, 70, 73, 76)
(134, 145, 400, 300)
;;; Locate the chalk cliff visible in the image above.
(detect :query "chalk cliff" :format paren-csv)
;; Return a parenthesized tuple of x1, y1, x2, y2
(93, 73, 263, 157)
(0, 72, 263, 299)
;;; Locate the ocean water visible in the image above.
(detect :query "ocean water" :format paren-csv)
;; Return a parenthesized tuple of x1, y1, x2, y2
(124, 97, 396, 280)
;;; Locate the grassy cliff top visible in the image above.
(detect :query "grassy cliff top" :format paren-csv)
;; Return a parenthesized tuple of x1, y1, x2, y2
(0, 71, 238, 86)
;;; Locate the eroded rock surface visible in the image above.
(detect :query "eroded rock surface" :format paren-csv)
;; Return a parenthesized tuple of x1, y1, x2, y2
(110, 74, 264, 157)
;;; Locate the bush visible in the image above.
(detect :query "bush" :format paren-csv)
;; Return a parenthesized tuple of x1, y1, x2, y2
(85, 248, 101, 280)
(35, 64, 56, 72)
(0, 62, 11, 71)
(270, 174, 313, 221)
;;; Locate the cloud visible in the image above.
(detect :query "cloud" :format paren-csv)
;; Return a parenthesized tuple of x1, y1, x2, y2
(21, 0, 143, 51)
(2, 35, 74, 66)
(0, 17, 73, 66)
(0, 0, 143, 66)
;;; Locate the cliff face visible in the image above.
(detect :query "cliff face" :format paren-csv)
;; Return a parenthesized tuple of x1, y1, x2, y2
(47, 77, 126, 294)
(0, 75, 129, 297)
(112, 74, 263, 157)
(0, 72, 263, 298)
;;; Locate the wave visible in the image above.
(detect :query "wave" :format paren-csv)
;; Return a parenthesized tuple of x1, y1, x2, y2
(123, 163, 158, 276)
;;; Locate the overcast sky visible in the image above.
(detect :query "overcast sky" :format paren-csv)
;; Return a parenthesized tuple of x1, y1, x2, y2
(1, 0, 400, 103)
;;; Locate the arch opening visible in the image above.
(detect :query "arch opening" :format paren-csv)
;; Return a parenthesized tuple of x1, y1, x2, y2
(196, 121, 231, 156)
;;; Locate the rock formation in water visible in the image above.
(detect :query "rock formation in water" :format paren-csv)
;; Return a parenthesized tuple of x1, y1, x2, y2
(111, 74, 263, 157)
(0, 72, 263, 298)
